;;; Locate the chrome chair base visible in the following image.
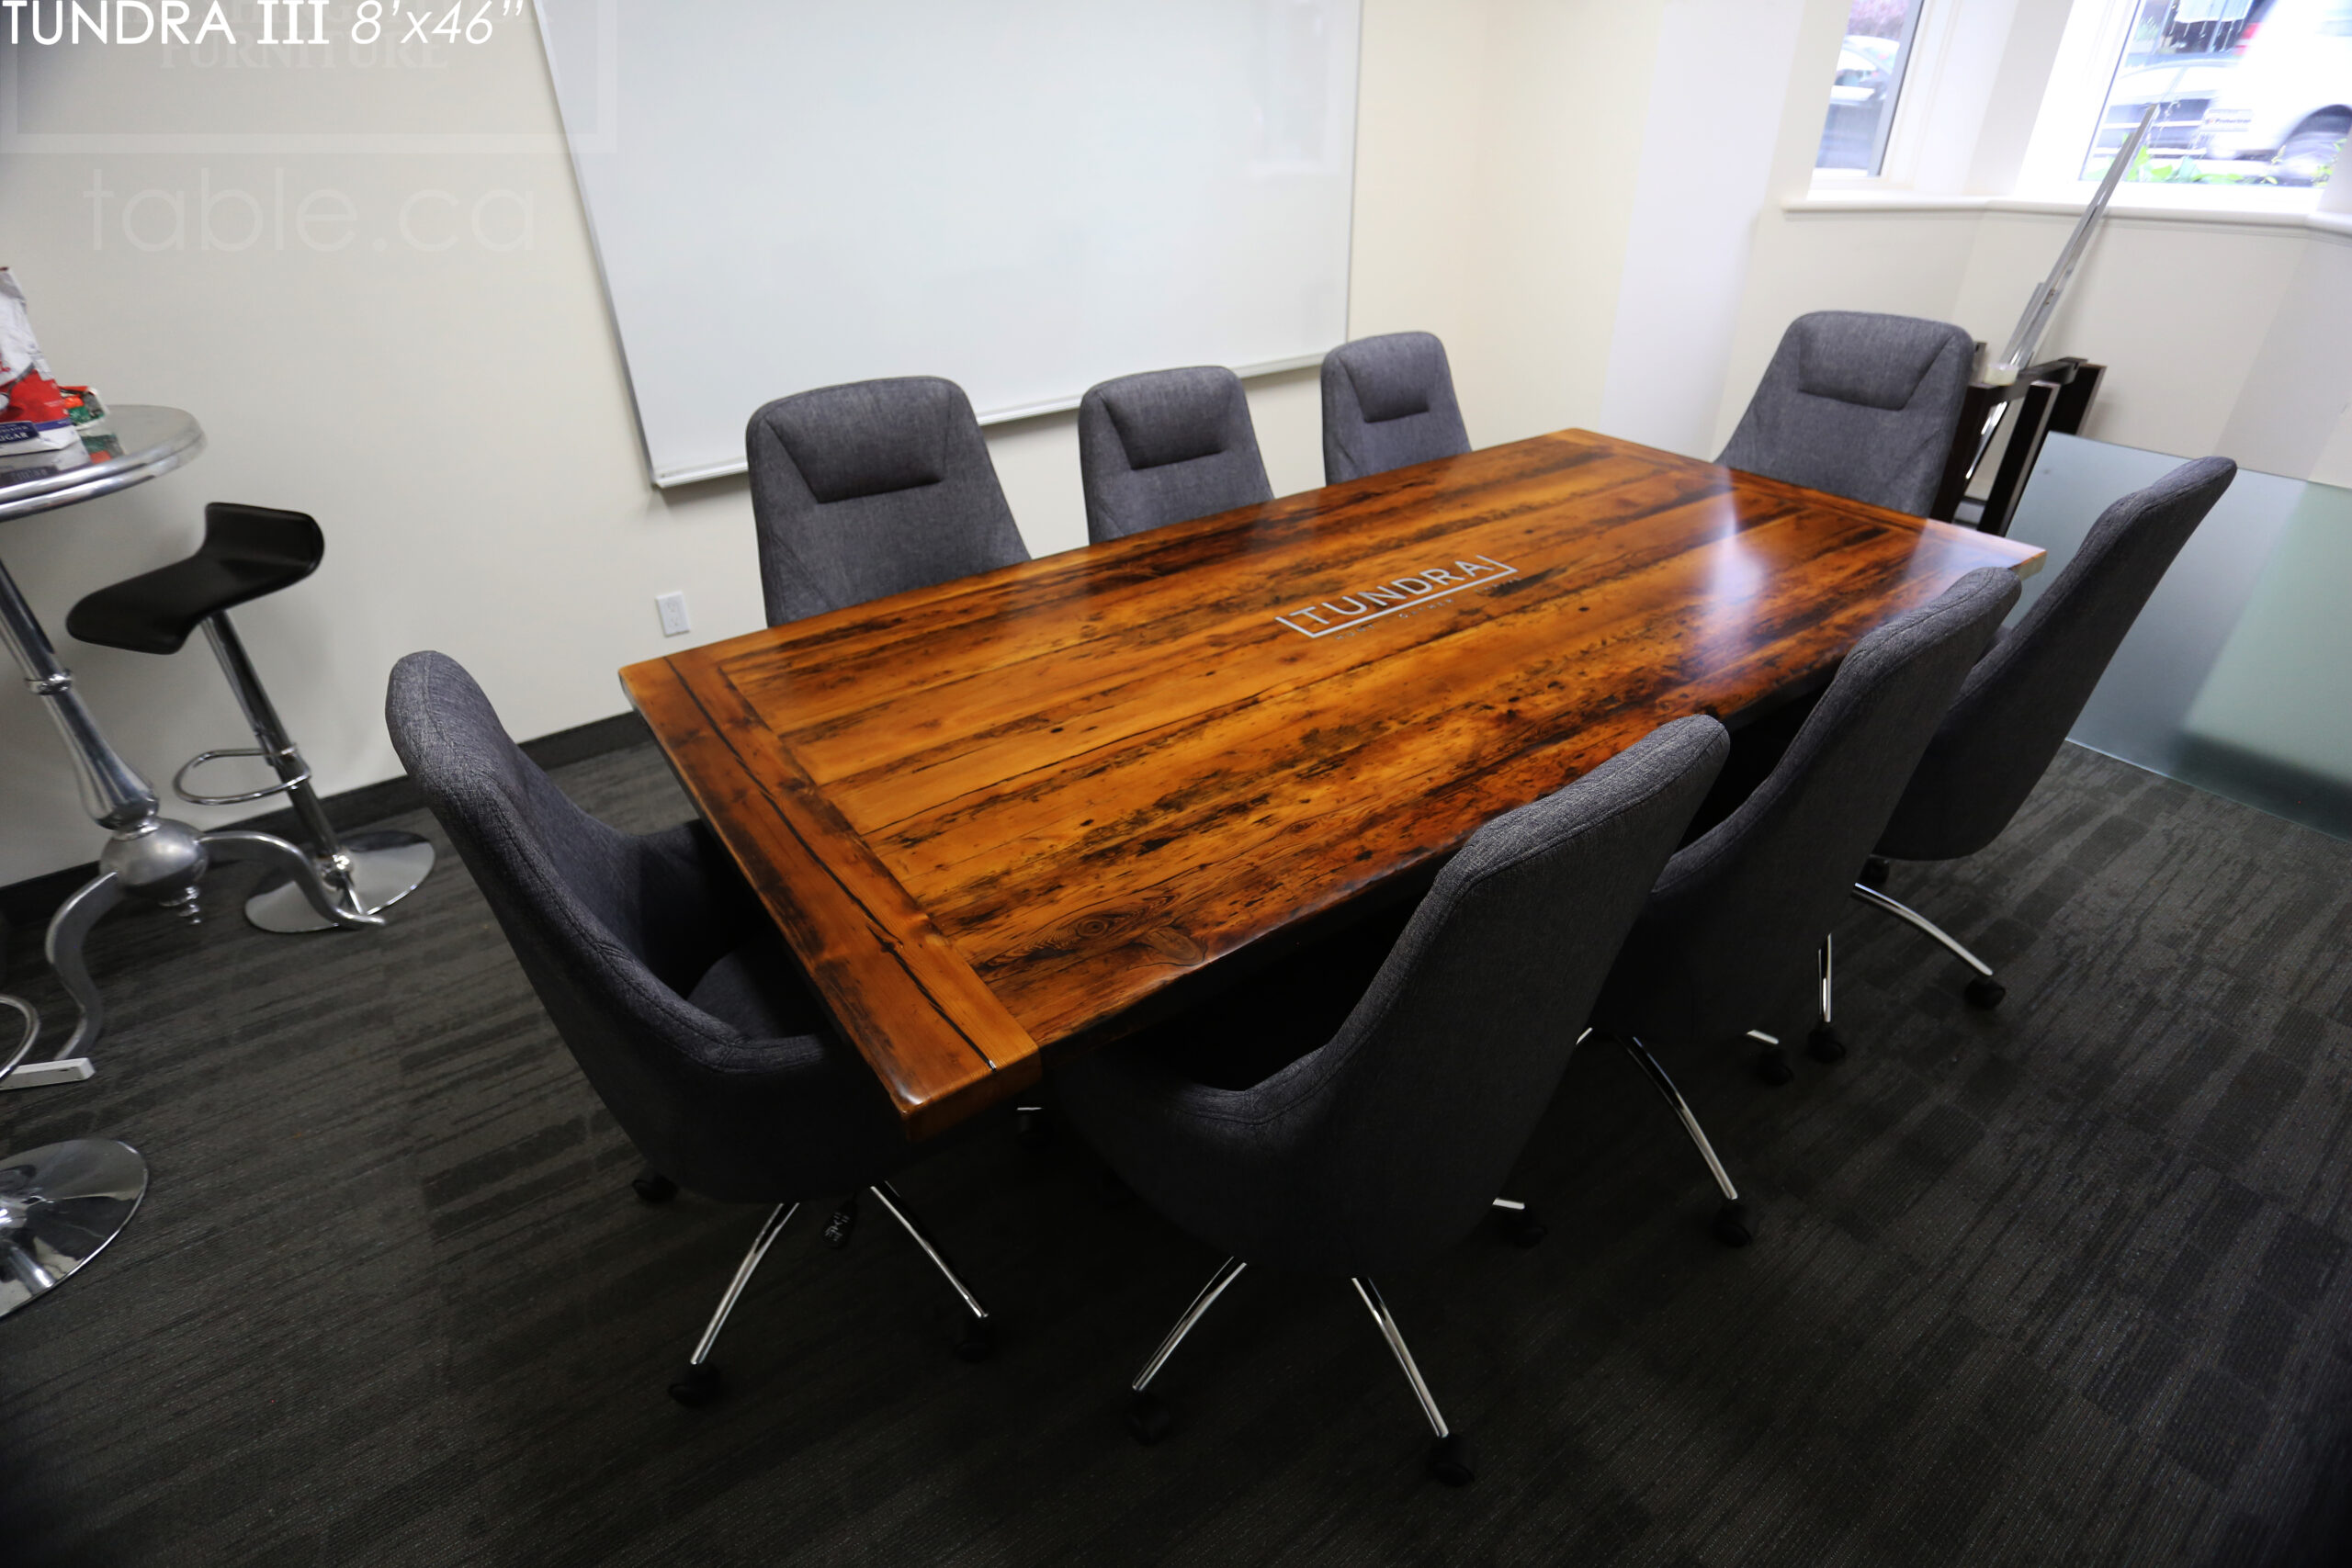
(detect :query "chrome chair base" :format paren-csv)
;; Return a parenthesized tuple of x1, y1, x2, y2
(1807, 931, 1849, 1062)
(1125, 1256, 1473, 1483)
(245, 830, 437, 934)
(1618, 1033, 1756, 1247)
(1850, 879, 2006, 1008)
(0, 1138, 147, 1320)
(667, 1179, 991, 1406)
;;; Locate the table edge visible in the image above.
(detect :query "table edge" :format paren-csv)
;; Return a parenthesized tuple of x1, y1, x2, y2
(620, 657, 1042, 1139)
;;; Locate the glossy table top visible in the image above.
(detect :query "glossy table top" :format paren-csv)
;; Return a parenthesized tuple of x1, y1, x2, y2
(625, 428, 2043, 1137)
(0, 406, 205, 525)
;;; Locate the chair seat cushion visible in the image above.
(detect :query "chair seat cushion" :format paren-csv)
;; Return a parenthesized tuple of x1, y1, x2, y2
(1111, 901, 1411, 1091)
(684, 921, 839, 1042)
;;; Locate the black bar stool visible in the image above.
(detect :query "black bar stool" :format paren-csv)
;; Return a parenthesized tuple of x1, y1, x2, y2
(64, 502, 435, 933)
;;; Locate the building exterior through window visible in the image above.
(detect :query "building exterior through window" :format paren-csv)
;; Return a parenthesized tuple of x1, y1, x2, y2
(2085, 0, 2349, 186)
(1816, 0, 1928, 175)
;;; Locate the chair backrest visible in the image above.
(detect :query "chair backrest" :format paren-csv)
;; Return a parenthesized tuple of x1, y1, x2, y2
(1136, 716, 1726, 1276)
(1320, 331, 1472, 485)
(1716, 311, 1974, 515)
(745, 376, 1030, 626)
(386, 651, 889, 1198)
(1597, 568, 2020, 1047)
(1079, 367, 1274, 544)
(1879, 456, 2237, 861)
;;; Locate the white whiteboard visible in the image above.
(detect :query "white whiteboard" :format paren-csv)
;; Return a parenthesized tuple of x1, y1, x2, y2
(535, 0, 1362, 487)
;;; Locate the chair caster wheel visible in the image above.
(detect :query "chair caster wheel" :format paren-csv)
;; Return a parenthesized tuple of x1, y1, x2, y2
(1501, 1206, 1546, 1247)
(1965, 977, 2007, 1010)
(954, 1316, 994, 1364)
(1127, 1390, 1173, 1445)
(632, 1172, 679, 1204)
(1427, 1432, 1475, 1486)
(668, 1361, 723, 1407)
(1807, 1023, 1848, 1064)
(1859, 856, 1891, 891)
(822, 1195, 859, 1249)
(1756, 1045, 1794, 1086)
(1712, 1201, 1756, 1248)
(1014, 1106, 1054, 1150)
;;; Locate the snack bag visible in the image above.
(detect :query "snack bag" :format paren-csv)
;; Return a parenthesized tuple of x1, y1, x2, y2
(1, 270, 80, 455)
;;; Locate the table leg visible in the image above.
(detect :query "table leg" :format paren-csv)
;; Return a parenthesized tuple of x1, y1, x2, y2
(0, 559, 158, 830)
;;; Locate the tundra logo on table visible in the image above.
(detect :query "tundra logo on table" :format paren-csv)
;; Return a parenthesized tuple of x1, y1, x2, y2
(1272, 554, 1519, 639)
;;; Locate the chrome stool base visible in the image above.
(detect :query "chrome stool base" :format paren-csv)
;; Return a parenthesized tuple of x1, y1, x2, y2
(0, 1138, 147, 1320)
(245, 830, 437, 934)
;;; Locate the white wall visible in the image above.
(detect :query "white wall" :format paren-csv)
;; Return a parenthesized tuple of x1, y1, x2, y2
(0, 0, 1676, 885)
(1599, 0, 1810, 456)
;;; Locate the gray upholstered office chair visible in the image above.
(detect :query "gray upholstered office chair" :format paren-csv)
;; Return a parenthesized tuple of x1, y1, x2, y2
(1717, 311, 1975, 515)
(745, 376, 1030, 626)
(387, 651, 992, 1406)
(1053, 716, 1727, 1484)
(1593, 569, 2018, 1150)
(1078, 367, 1274, 544)
(1320, 332, 1473, 485)
(1860, 456, 2238, 1005)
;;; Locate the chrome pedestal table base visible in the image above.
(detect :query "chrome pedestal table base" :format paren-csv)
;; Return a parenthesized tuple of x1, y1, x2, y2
(0, 1135, 147, 1319)
(0, 995, 145, 1318)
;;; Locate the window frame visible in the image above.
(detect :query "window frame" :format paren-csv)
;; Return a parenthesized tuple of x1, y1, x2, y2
(1807, 0, 1996, 195)
(1814, 0, 1934, 182)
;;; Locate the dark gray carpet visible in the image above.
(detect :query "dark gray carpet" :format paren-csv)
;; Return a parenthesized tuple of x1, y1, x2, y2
(2, 740, 2347, 1567)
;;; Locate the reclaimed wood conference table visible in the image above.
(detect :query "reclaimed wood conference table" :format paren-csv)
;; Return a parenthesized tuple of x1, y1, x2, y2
(623, 428, 2042, 1139)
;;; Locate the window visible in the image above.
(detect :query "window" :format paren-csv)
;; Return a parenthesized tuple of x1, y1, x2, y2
(2082, 0, 2352, 186)
(1815, 0, 1928, 175)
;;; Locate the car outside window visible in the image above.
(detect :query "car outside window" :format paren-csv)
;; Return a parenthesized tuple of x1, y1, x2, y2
(1816, 0, 1928, 175)
(2085, 0, 2352, 187)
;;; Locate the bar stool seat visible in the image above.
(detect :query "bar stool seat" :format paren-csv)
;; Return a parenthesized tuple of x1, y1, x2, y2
(66, 508, 323, 656)
(63, 502, 434, 934)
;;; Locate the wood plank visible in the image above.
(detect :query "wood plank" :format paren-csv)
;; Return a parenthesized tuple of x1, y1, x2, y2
(624, 428, 2041, 1134)
(617, 658, 1040, 1139)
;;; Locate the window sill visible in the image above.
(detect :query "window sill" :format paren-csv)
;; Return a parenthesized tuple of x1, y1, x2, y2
(1786, 185, 2351, 242)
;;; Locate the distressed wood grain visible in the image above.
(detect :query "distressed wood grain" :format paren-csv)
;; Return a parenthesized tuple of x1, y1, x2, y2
(623, 429, 2041, 1134)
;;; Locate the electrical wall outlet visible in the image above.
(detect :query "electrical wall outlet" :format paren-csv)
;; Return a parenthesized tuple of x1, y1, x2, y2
(655, 592, 692, 637)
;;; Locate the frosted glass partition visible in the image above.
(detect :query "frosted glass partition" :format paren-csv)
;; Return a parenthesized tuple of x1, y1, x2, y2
(2006, 434, 2351, 840)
